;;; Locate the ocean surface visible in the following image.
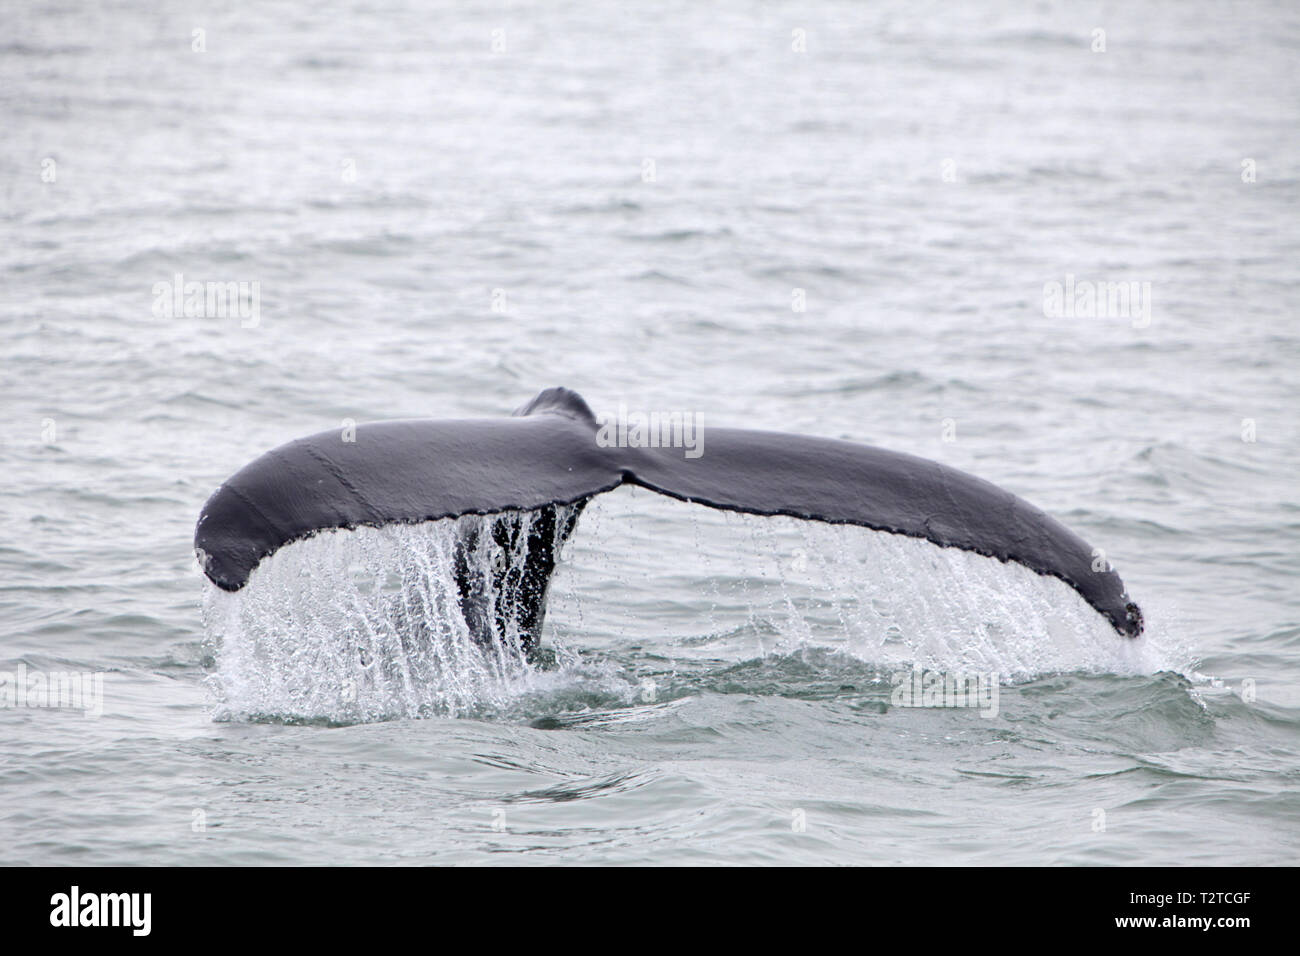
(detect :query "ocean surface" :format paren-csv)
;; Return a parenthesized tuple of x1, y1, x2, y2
(2, 0, 1298, 865)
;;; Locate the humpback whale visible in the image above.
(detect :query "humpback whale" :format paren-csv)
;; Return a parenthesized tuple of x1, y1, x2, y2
(194, 387, 1143, 649)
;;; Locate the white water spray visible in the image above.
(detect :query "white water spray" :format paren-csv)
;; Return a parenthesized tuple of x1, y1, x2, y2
(201, 489, 1183, 724)
(203, 509, 579, 722)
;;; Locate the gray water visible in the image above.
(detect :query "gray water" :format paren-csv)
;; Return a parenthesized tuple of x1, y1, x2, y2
(2, 0, 1299, 865)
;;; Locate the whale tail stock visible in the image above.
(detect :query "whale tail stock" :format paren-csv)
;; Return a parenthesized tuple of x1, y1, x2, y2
(195, 386, 1143, 644)
(451, 499, 586, 655)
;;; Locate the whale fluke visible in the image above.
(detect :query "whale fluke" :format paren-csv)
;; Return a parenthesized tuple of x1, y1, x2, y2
(195, 387, 1143, 641)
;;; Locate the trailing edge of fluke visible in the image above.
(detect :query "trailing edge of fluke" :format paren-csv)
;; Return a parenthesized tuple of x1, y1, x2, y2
(194, 387, 1144, 639)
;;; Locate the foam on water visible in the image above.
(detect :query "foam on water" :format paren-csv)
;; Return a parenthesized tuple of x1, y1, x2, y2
(202, 492, 1187, 724)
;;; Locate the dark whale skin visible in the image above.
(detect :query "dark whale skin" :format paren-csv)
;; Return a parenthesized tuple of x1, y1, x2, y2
(195, 387, 1143, 638)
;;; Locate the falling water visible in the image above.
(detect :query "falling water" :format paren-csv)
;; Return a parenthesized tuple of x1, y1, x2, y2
(202, 507, 582, 722)
(201, 489, 1187, 725)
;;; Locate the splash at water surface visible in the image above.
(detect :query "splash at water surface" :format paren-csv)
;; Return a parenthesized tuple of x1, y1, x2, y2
(202, 490, 1187, 724)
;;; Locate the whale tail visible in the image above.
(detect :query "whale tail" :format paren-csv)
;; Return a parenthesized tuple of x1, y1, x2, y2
(452, 501, 586, 655)
(195, 387, 1143, 641)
